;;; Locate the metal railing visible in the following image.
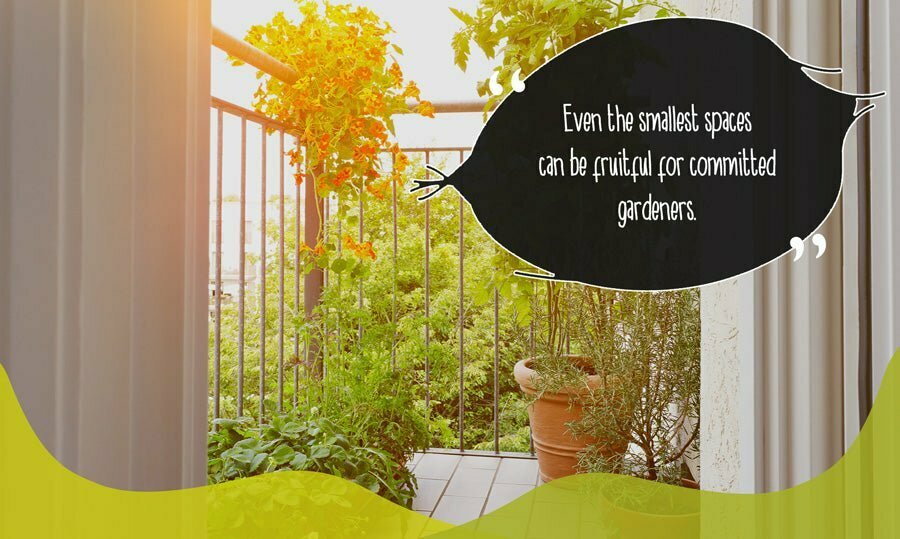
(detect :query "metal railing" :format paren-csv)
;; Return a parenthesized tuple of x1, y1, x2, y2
(209, 28, 530, 455)
(209, 97, 539, 455)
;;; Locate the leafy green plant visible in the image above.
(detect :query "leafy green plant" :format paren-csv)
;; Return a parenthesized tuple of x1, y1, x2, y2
(208, 413, 419, 507)
(451, 0, 683, 113)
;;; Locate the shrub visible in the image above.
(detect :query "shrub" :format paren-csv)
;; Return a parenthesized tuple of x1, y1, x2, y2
(208, 413, 419, 507)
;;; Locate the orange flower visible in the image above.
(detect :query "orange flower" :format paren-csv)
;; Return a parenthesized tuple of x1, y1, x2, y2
(363, 92, 384, 115)
(333, 166, 352, 187)
(394, 151, 410, 173)
(365, 46, 384, 62)
(417, 101, 435, 118)
(366, 179, 388, 200)
(294, 172, 305, 186)
(299, 242, 326, 257)
(317, 133, 331, 152)
(357, 242, 376, 260)
(353, 142, 378, 162)
(388, 62, 403, 84)
(349, 117, 367, 136)
(368, 121, 388, 143)
(343, 235, 377, 261)
(287, 148, 302, 167)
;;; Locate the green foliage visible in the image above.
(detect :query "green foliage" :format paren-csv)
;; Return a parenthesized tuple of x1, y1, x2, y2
(310, 154, 535, 451)
(208, 413, 419, 507)
(570, 289, 701, 485)
(450, 0, 683, 113)
(209, 154, 534, 464)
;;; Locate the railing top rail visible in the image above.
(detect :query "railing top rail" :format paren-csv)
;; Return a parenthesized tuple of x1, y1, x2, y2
(212, 97, 299, 135)
(213, 97, 473, 155)
(212, 26, 489, 115)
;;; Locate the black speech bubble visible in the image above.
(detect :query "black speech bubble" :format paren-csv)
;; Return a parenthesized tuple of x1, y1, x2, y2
(411, 18, 881, 291)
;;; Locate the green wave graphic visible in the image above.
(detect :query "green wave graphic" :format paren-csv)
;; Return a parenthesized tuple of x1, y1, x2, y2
(0, 349, 897, 537)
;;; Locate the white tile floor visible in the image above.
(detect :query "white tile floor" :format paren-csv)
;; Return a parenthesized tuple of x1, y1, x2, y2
(410, 453, 541, 525)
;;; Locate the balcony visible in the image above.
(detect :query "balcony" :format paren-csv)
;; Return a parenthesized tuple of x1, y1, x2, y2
(204, 12, 701, 517)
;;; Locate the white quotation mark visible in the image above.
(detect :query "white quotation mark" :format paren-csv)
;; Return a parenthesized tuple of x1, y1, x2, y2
(489, 69, 526, 96)
(790, 237, 805, 261)
(511, 69, 526, 93)
(790, 234, 827, 262)
(489, 72, 503, 96)
(812, 234, 827, 258)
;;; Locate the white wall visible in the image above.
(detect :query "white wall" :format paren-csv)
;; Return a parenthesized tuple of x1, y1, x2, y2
(0, 0, 210, 490)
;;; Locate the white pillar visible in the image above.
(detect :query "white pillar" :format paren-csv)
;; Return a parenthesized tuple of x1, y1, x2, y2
(0, 0, 210, 490)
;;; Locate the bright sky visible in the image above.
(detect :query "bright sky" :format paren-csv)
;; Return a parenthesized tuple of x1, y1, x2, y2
(212, 0, 496, 148)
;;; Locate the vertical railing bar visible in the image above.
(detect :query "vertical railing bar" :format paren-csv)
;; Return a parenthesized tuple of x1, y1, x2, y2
(259, 127, 268, 423)
(424, 151, 431, 410)
(565, 289, 571, 355)
(493, 287, 500, 454)
(529, 282, 535, 455)
(322, 195, 329, 385)
(529, 283, 536, 359)
(391, 153, 398, 370)
(293, 138, 301, 409)
(358, 178, 364, 343)
(278, 130, 285, 412)
(237, 118, 247, 417)
(213, 109, 223, 421)
(336, 197, 342, 354)
(458, 149, 465, 452)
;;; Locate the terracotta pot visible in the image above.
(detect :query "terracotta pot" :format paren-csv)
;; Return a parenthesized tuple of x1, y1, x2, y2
(514, 356, 626, 483)
(599, 477, 701, 537)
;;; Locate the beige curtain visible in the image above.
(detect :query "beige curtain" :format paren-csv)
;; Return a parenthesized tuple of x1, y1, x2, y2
(700, 0, 897, 500)
(0, 0, 210, 490)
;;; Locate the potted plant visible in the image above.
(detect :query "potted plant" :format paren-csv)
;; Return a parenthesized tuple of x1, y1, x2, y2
(514, 284, 630, 482)
(572, 289, 701, 488)
(536, 289, 701, 533)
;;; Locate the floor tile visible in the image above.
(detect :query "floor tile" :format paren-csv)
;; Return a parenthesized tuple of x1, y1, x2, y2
(414, 453, 461, 480)
(483, 482, 536, 514)
(444, 466, 496, 498)
(412, 478, 448, 512)
(431, 495, 486, 525)
(458, 455, 501, 470)
(407, 452, 423, 472)
(494, 458, 540, 485)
